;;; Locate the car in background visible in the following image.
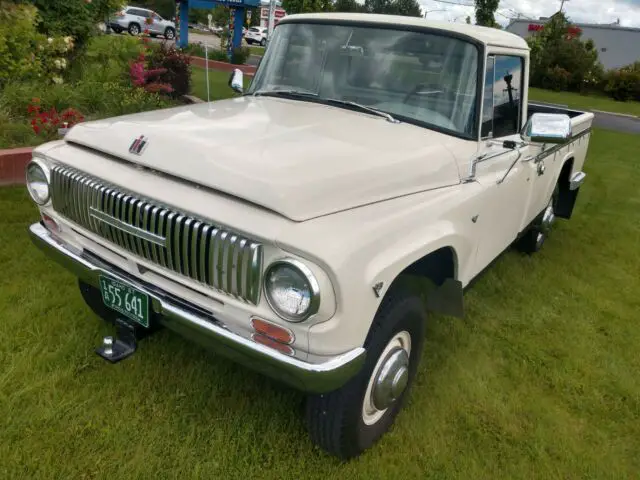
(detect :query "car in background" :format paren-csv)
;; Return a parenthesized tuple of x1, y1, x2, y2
(110, 6, 176, 40)
(244, 26, 267, 46)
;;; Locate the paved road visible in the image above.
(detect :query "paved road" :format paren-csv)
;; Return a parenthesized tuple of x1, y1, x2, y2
(592, 111, 640, 135)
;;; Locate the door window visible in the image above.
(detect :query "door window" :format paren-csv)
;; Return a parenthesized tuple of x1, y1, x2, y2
(482, 55, 523, 138)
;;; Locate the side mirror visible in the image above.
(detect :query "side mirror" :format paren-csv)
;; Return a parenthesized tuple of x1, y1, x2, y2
(522, 113, 572, 144)
(228, 68, 244, 94)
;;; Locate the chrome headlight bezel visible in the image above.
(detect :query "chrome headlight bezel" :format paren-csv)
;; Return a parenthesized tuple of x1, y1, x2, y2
(264, 258, 321, 323)
(25, 157, 51, 206)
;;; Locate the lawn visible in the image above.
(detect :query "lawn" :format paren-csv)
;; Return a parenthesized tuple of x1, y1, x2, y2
(190, 66, 251, 102)
(1, 129, 639, 478)
(247, 45, 265, 56)
(530, 87, 640, 117)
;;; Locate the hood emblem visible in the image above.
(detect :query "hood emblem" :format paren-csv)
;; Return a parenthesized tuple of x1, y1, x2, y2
(129, 135, 148, 155)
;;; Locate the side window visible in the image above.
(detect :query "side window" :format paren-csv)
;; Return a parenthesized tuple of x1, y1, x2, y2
(481, 56, 495, 138)
(492, 55, 523, 137)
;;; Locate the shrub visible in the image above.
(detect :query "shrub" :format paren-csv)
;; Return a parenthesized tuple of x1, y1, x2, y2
(231, 46, 250, 65)
(148, 42, 192, 97)
(32, 0, 96, 50)
(0, 2, 44, 87)
(543, 66, 571, 92)
(70, 34, 145, 84)
(605, 69, 640, 102)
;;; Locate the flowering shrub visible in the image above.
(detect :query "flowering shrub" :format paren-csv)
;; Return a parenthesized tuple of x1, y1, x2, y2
(129, 50, 174, 95)
(40, 35, 76, 85)
(147, 42, 192, 97)
(27, 98, 85, 138)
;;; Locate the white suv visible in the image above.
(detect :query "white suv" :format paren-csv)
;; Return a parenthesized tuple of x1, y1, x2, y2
(245, 26, 267, 46)
(109, 6, 176, 40)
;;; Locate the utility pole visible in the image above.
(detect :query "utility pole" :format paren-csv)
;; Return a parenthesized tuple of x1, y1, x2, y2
(559, 0, 569, 12)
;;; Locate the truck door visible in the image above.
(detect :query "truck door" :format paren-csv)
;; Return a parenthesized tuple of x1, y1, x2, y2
(472, 54, 532, 274)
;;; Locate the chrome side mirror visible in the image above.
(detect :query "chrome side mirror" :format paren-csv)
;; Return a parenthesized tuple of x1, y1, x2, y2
(228, 68, 243, 94)
(521, 113, 572, 144)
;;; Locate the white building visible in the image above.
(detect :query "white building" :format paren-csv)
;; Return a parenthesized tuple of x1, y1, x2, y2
(506, 18, 640, 70)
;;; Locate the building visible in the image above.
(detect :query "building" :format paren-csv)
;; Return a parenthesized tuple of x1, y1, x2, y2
(506, 18, 640, 70)
(258, 0, 286, 29)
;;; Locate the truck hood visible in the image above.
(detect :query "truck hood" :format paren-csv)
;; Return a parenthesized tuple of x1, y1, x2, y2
(64, 97, 462, 221)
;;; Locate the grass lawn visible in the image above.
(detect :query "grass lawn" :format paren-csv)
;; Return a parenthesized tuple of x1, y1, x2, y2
(1, 129, 640, 478)
(529, 87, 640, 117)
(247, 45, 265, 56)
(190, 66, 251, 102)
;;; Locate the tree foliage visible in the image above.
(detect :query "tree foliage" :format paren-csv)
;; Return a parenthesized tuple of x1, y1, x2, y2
(333, 0, 365, 13)
(362, 0, 422, 16)
(528, 13, 602, 93)
(283, 0, 333, 15)
(475, 0, 500, 28)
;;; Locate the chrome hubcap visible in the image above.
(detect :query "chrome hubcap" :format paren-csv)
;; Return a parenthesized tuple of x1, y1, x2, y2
(372, 348, 409, 411)
(541, 204, 556, 233)
(362, 331, 411, 425)
(535, 231, 545, 250)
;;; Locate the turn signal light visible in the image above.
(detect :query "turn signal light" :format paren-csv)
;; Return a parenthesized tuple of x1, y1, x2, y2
(251, 317, 294, 345)
(252, 333, 294, 356)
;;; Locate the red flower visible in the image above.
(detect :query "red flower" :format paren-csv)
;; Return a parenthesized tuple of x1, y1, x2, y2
(33, 125, 41, 134)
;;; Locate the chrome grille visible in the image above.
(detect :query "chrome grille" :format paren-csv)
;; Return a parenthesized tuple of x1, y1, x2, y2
(50, 165, 263, 304)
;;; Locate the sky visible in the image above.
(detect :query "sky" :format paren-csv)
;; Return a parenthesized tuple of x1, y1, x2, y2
(420, 0, 640, 28)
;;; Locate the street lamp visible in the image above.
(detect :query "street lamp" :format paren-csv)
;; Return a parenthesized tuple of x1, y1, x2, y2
(423, 8, 449, 18)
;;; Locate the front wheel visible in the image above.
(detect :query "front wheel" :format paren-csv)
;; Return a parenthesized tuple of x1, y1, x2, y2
(305, 289, 426, 459)
(260, 38, 267, 47)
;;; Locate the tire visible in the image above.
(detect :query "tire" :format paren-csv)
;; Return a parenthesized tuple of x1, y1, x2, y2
(260, 38, 267, 47)
(128, 23, 141, 35)
(246, 39, 253, 45)
(112, 27, 122, 34)
(516, 183, 560, 254)
(164, 27, 175, 40)
(305, 287, 426, 459)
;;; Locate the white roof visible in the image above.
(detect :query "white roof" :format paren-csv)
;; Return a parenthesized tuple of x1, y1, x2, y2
(279, 13, 530, 50)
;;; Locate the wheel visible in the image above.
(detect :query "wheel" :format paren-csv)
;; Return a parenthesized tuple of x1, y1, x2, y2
(517, 183, 560, 254)
(246, 39, 253, 45)
(305, 288, 426, 459)
(128, 23, 140, 35)
(164, 27, 175, 40)
(112, 26, 122, 34)
(260, 38, 267, 47)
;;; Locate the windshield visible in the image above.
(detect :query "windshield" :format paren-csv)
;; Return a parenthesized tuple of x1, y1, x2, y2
(248, 22, 480, 138)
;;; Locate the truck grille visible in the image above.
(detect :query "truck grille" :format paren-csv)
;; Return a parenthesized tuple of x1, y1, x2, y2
(50, 164, 263, 305)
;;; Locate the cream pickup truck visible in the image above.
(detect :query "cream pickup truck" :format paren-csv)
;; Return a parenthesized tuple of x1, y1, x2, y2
(26, 13, 593, 459)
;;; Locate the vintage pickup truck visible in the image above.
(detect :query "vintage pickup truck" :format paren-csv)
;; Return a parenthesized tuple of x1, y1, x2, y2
(26, 13, 593, 458)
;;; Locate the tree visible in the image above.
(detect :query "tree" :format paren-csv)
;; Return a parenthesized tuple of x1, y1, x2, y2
(364, 0, 422, 16)
(528, 12, 602, 92)
(283, 0, 333, 14)
(474, 0, 500, 28)
(333, 0, 365, 12)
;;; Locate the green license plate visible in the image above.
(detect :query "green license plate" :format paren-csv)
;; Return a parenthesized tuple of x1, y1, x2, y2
(99, 275, 150, 328)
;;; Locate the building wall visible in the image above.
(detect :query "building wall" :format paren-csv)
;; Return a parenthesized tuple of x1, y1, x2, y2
(506, 21, 640, 70)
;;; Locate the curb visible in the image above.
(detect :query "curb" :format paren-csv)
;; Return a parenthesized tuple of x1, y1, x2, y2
(0, 147, 33, 185)
(189, 56, 256, 77)
(590, 109, 639, 119)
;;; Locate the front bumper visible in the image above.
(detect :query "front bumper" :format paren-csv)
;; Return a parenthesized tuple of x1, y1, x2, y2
(29, 222, 365, 393)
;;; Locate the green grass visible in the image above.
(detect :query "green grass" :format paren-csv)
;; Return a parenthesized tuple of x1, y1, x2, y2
(2, 129, 640, 478)
(530, 87, 640, 117)
(247, 45, 265, 56)
(190, 66, 251, 101)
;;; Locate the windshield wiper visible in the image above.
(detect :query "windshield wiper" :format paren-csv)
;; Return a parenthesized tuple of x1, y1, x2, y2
(325, 99, 399, 123)
(252, 89, 318, 98)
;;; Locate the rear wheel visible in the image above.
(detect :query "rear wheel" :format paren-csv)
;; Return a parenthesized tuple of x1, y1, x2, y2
(164, 27, 175, 40)
(517, 183, 560, 254)
(305, 288, 426, 459)
(112, 26, 122, 34)
(128, 23, 140, 35)
(260, 38, 267, 47)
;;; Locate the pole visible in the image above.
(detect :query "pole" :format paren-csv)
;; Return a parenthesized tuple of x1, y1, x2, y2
(205, 43, 210, 104)
(267, 0, 277, 46)
(560, 0, 569, 12)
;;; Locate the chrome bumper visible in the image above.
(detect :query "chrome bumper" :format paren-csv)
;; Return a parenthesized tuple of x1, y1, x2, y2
(28, 223, 366, 393)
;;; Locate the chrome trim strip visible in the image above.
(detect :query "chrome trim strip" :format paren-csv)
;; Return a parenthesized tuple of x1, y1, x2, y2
(49, 165, 264, 305)
(29, 223, 364, 393)
(89, 207, 167, 247)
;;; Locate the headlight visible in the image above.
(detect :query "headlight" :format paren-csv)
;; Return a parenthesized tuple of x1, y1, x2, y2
(26, 159, 51, 205)
(264, 259, 320, 322)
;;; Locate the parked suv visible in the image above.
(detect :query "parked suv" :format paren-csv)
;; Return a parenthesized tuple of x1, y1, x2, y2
(245, 26, 267, 46)
(110, 6, 176, 40)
